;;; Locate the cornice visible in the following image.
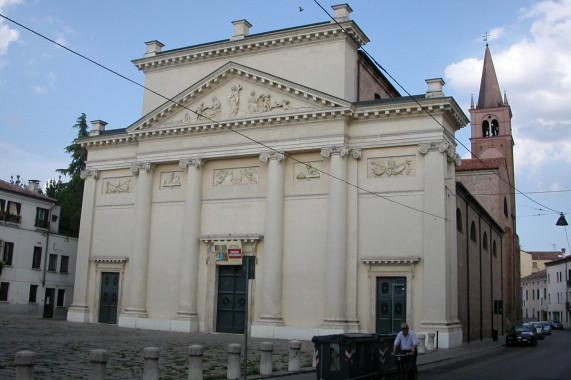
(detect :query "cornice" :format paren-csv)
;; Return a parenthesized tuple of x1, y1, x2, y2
(352, 97, 468, 130)
(132, 21, 368, 73)
(361, 256, 421, 265)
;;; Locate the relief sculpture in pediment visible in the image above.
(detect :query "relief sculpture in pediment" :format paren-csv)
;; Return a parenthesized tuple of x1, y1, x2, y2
(247, 90, 290, 114)
(160, 81, 310, 128)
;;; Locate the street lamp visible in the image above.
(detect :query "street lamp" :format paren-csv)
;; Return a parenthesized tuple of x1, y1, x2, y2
(555, 213, 570, 327)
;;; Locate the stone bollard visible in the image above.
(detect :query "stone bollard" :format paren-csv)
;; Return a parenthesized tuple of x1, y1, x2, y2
(143, 347, 160, 380)
(426, 332, 435, 351)
(417, 334, 426, 354)
(288, 340, 302, 371)
(188, 345, 204, 380)
(226, 343, 242, 380)
(15, 350, 36, 380)
(259, 342, 273, 375)
(89, 349, 109, 380)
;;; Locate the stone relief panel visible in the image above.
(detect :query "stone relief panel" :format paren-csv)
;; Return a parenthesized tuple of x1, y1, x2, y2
(213, 167, 259, 186)
(294, 161, 322, 181)
(103, 177, 132, 194)
(162, 82, 309, 126)
(160, 171, 183, 190)
(367, 156, 415, 178)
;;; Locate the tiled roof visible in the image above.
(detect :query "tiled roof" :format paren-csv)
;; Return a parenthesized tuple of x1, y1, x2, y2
(0, 179, 56, 202)
(456, 157, 505, 171)
(527, 251, 562, 261)
(521, 270, 547, 282)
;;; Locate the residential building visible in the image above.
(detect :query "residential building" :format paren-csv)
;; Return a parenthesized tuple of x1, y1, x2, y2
(0, 179, 78, 319)
(521, 270, 547, 322)
(520, 249, 562, 278)
(545, 255, 571, 327)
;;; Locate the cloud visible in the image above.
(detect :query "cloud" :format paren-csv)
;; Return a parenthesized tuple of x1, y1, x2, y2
(0, 20, 20, 55)
(31, 71, 57, 94)
(445, 0, 571, 191)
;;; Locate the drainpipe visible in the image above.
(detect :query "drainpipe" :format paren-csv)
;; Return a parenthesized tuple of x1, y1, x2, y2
(41, 203, 56, 287)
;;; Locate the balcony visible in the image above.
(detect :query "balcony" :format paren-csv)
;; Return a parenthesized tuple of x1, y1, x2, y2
(0, 212, 21, 224)
(35, 219, 49, 229)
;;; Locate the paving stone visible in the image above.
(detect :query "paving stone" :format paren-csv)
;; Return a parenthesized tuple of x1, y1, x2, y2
(0, 315, 315, 379)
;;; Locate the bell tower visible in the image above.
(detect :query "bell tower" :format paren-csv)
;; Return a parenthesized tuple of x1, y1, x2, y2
(469, 44, 514, 185)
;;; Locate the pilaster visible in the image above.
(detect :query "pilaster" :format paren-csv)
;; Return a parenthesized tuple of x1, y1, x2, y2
(67, 169, 98, 323)
(175, 158, 205, 332)
(256, 151, 285, 326)
(120, 162, 156, 323)
(321, 146, 350, 329)
(418, 142, 462, 347)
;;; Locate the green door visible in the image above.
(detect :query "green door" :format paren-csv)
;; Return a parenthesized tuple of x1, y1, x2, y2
(376, 277, 407, 333)
(99, 272, 119, 324)
(216, 265, 247, 333)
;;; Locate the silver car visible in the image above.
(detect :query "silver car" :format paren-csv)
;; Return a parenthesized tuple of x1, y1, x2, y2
(527, 322, 545, 339)
(539, 321, 552, 335)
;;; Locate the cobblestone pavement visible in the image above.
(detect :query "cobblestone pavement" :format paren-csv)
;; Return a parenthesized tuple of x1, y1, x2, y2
(0, 315, 315, 379)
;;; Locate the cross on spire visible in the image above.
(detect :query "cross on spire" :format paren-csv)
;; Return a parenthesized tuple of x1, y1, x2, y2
(483, 32, 490, 45)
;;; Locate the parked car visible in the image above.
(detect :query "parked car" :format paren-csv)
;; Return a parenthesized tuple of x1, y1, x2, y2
(549, 319, 563, 330)
(527, 322, 545, 340)
(506, 325, 537, 346)
(540, 321, 552, 335)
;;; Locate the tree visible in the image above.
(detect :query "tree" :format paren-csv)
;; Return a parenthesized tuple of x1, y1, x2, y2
(54, 113, 90, 236)
(9, 174, 27, 188)
(57, 113, 89, 179)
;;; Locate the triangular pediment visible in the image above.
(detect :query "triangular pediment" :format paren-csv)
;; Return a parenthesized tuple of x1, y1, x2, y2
(127, 62, 351, 132)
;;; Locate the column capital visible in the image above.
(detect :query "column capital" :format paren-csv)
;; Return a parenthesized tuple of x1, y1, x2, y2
(321, 145, 351, 158)
(80, 169, 99, 180)
(418, 141, 461, 165)
(131, 162, 157, 175)
(259, 151, 285, 163)
(179, 158, 206, 169)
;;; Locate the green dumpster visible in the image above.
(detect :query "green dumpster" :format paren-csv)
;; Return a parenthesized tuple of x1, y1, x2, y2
(372, 333, 398, 377)
(312, 333, 376, 380)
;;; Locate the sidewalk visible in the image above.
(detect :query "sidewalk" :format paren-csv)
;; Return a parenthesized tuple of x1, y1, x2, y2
(0, 314, 504, 379)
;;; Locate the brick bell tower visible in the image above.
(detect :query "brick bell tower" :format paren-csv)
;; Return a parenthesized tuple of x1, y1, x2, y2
(468, 43, 521, 326)
(469, 43, 514, 185)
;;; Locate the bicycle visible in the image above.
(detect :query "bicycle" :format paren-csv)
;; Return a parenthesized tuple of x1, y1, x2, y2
(394, 353, 418, 380)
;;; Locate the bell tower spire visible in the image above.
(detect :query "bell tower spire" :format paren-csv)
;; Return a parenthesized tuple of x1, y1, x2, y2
(468, 43, 514, 184)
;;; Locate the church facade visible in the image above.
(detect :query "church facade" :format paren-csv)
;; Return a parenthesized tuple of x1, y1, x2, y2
(67, 4, 471, 347)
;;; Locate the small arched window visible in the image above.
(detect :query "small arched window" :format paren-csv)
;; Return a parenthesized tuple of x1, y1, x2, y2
(456, 208, 463, 232)
(491, 119, 499, 136)
(374, 93, 381, 100)
(483, 232, 488, 250)
(504, 198, 509, 218)
(482, 120, 490, 137)
(493, 240, 497, 257)
(470, 221, 477, 243)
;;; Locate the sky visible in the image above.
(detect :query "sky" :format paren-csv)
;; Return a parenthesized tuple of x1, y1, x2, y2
(0, 0, 570, 252)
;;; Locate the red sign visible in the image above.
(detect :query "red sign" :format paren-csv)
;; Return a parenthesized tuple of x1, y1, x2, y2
(228, 248, 242, 260)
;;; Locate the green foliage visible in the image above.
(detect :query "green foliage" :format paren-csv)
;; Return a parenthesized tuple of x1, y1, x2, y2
(56, 113, 89, 179)
(9, 174, 27, 188)
(45, 176, 64, 198)
(52, 113, 89, 236)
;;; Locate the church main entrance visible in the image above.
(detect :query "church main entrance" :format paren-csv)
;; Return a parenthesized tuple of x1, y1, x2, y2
(216, 265, 247, 333)
(376, 277, 407, 333)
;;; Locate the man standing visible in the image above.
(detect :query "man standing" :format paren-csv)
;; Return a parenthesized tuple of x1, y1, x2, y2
(392, 322, 419, 375)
